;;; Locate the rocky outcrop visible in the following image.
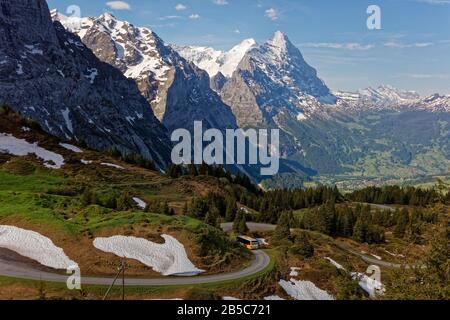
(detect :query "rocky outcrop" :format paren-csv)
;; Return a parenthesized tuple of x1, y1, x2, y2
(0, 0, 172, 168)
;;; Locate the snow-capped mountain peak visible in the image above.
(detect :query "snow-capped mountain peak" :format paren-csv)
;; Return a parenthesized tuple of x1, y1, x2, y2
(174, 38, 257, 78)
(335, 85, 423, 111)
(266, 31, 289, 51)
(99, 12, 117, 24)
(53, 11, 173, 83)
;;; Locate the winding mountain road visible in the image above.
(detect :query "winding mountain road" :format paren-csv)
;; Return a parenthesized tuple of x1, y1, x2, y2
(0, 205, 402, 286)
(0, 250, 270, 286)
(220, 221, 410, 269)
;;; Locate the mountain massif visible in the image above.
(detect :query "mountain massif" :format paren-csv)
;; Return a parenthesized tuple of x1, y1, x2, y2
(52, 11, 237, 133)
(0, 0, 171, 168)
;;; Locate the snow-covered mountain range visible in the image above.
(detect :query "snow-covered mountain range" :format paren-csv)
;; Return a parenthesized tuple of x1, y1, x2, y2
(174, 38, 257, 78)
(335, 85, 450, 112)
(52, 10, 237, 132)
(2, 2, 448, 187)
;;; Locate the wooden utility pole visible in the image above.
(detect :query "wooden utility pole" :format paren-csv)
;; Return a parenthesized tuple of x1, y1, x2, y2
(121, 258, 125, 301)
(103, 259, 127, 301)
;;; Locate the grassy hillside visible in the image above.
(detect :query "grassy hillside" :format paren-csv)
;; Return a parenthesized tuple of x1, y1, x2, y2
(0, 110, 252, 278)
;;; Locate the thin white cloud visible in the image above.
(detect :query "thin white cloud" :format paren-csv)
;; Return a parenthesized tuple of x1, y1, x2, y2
(417, 0, 450, 4)
(394, 73, 450, 79)
(265, 8, 279, 21)
(384, 41, 434, 48)
(149, 23, 177, 29)
(302, 42, 375, 51)
(189, 14, 201, 20)
(175, 3, 187, 11)
(158, 15, 181, 21)
(214, 0, 229, 5)
(106, 1, 131, 10)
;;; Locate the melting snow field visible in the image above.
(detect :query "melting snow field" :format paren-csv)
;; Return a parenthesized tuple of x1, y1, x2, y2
(325, 257, 386, 298)
(93, 234, 205, 276)
(325, 257, 345, 270)
(351, 272, 386, 298)
(264, 295, 285, 300)
(101, 162, 125, 170)
(223, 296, 240, 300)
(0, 133, 64, 169)
(133, 197, 147, 210)
(0, 225, 77, 270)
(289, 267, 301, 277)
(279, 279, 335, 300)
(59, 143, 83, 153)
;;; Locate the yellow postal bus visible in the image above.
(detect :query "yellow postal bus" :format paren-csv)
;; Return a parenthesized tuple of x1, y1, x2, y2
(237, 236, 259, 250)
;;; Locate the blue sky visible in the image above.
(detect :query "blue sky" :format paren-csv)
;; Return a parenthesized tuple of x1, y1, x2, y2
(47, 0, 450, 95)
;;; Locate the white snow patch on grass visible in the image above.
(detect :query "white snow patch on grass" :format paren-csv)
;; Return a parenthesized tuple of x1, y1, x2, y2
(93, 234, 204, 276)
(384, 249, 405, 258)
(290, 267, 301, 277)
(351, 272, 385, 298)
(264, 295, 285, 300)
(101, 162, 125, 170)
(81, 159, 93, 165)
(325, 257, 346, 271)
(223, 296, 240, 300)
(279, 279, 335, 300)
(0, 225, 77, 270)
(133, 197, 147, 210)
(59, 143, 83, 153)
(0, 133, 64, 169)
(371, 254, 382, 260)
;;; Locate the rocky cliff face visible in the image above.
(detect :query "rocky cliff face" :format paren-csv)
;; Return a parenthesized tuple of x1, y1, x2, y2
(53, 11, 237, 133)
(220, 31, 336, 128)
(0, 0, 172, 168)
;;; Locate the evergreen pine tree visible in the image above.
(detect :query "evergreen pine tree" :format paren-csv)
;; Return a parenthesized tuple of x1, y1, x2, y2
(274, 211, 292, 240)
(394, 208, 409, 238)
(117, 191, 132, 211)
(204, 206, 220, 228)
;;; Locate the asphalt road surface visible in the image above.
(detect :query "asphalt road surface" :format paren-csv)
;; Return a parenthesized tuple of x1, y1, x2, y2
(0, 250, 270, 286)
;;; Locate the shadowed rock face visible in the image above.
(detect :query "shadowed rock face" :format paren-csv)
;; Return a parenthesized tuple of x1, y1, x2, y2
(53, 12, 238, 133)
(0, 0, 172, 168)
